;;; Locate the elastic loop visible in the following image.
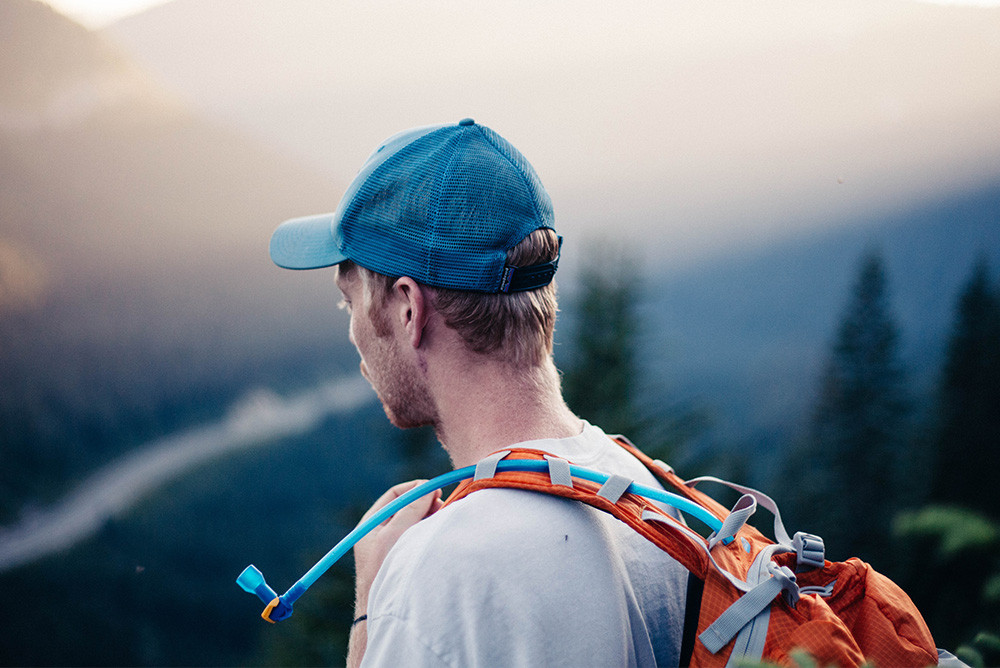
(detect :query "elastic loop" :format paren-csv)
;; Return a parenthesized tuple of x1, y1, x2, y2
(653, 459, 674, 475)
(686, 476, 793, 546)
(474, 450, 511, 481)
(707, 494, 756, 550)
(543, 455, 573, 488)
(596, 474, 633, 504)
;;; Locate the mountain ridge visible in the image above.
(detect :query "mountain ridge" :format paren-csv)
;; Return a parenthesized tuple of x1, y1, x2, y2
(0, 0, 352, 515)
(632, 178, 1000, 460)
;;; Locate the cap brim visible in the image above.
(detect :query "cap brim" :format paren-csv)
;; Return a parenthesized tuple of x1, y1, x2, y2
(269, 213, 347, 270)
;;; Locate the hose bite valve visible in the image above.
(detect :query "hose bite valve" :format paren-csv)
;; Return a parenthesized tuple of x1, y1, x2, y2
(237, 565, 294, 623)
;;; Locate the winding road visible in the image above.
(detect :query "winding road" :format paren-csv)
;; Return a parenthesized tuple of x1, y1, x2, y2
(0, 376, 373, 572)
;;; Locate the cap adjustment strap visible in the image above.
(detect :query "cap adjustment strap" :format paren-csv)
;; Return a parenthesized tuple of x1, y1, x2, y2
(498, 236, 562, 293)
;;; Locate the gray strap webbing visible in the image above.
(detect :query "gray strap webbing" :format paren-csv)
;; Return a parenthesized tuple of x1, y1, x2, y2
(724, 607, 770, 667)
(700, 564, 798, 654)
(722, 544, 786, 663)
(937, 649, 973, 668)
(597, 474, 633, 504)
(642, 509, 748, 592)
(642, 509, 800, 662)
(708, 494, 757, 550)
(474, 451, 510, 481)
(543, 456, 573, 488)
(687, 475, 793, 546)
(653, 459, 674, 475)
(799, 579, 837, 597)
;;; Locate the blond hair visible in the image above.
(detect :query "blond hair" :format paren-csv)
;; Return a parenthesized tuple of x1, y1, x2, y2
(341, 228, 559, 368)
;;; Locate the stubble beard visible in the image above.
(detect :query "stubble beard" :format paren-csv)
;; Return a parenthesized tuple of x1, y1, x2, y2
(362, 337, 438, 431)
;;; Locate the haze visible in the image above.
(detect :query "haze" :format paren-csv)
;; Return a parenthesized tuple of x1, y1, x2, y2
(102, 0, 1000, 269)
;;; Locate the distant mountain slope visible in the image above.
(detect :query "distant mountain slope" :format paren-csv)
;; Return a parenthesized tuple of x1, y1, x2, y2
(101, 0, 1000, 456)
(0, 0, 160, 124)
(0, 1, 334, 303)
(0, 0, 354, 516)
(635, 181, 1000, 452)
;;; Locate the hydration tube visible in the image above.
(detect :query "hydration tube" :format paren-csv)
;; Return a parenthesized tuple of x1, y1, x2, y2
(237, 459, 723, 623)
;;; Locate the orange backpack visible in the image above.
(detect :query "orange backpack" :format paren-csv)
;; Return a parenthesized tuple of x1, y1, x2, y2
(443, 437, 941, 668)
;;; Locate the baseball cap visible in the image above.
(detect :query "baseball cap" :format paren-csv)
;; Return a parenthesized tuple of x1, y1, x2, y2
(269, 118, 560, 293)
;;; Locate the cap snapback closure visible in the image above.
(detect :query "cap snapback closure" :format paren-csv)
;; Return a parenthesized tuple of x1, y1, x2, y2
(498, 236, 562, 293)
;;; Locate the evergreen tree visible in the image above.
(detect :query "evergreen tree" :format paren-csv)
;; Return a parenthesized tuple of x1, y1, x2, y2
(929, 258, 1000, 518)
(806, 250, 910, 561)
(562, 253, 642, 437)
(561, 246, 708, 465)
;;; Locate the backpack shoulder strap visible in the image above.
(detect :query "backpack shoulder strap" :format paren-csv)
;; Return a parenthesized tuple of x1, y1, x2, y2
(443, 447, 713, 576)
(608, 435, 736, 524)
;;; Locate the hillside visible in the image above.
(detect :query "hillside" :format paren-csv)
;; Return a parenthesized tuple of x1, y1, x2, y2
(0, 0, 355, 516)
(636, 181, 1000, 459)
(6, 0, 1000, 511)
(0, 0, 160, 126)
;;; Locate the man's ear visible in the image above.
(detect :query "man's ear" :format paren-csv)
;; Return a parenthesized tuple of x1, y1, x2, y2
(393, 277, 429, 348)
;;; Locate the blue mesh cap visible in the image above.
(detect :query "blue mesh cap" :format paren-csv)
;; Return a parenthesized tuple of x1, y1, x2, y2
(269, 119, 559, 293)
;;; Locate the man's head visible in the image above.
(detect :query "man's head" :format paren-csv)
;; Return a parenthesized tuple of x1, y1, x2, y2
(338, 226, 561, 368)
(269, 118, 559, 294)
(270, 119, 562, 421)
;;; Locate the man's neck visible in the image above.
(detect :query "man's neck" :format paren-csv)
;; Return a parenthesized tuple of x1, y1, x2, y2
(430, 355, 583, 468)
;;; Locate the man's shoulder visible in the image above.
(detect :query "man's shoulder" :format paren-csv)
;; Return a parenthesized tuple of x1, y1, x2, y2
(394, 487, 603, 563)
(379, 482, 683, 591)
(371, 485, 642, 601)
(366, 480, 689, 668)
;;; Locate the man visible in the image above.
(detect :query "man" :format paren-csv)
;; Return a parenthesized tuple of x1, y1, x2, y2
(269, 119, 688, 666)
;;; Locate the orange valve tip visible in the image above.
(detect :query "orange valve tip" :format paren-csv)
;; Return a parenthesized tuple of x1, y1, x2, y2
(261, 597, 280, 624)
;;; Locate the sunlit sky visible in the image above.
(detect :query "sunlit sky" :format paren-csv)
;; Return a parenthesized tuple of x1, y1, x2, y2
(39, 0, 1000, 29)
(41, 0, 171, 28)
(30, 0, 1000, 269)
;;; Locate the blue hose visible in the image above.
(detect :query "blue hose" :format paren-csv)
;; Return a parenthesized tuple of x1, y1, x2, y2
(237, 459, 722, 621)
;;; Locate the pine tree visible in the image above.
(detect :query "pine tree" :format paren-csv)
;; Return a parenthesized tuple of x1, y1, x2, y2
(562, 254, 642, 437)
(806, 250, 910, 561)
(561, 247, 708, 465)
(930, 258, 1000, 518)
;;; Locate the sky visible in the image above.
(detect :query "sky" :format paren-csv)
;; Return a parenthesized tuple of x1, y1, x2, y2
(32, 0, 1000, 270)
(40, 0, 1000, 29)
(40, 0, 172, 28)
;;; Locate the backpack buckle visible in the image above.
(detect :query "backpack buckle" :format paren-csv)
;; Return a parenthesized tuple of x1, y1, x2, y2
(792, 531, 825, 571)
